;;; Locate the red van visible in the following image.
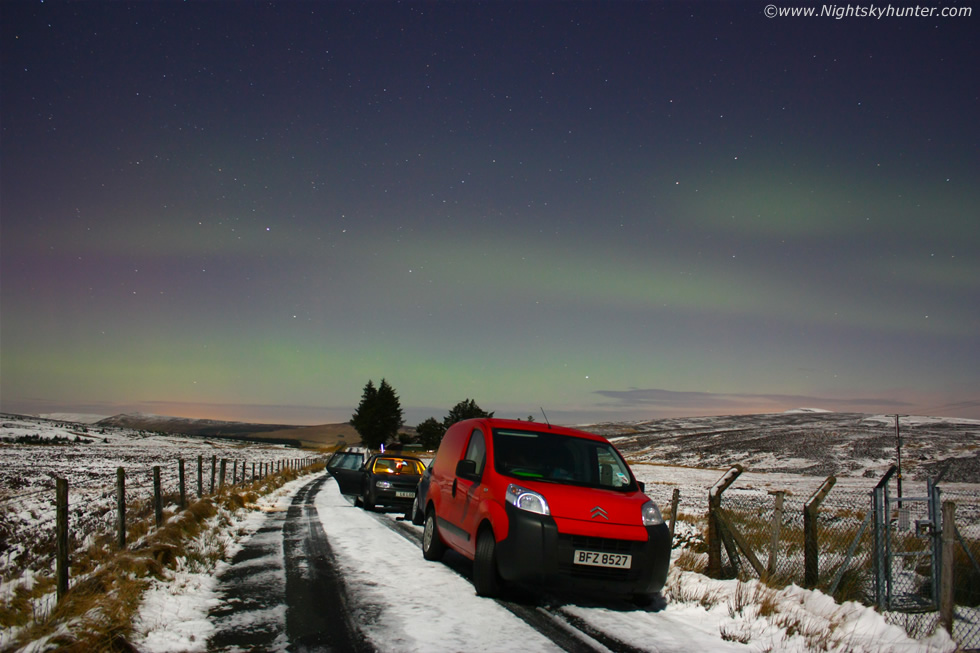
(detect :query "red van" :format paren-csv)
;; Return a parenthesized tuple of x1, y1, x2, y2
(420, 418, 671, 604)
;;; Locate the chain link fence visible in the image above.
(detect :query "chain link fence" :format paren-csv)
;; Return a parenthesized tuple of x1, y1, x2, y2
(938, 488, 980, 649)
(675, 467, 980, 650)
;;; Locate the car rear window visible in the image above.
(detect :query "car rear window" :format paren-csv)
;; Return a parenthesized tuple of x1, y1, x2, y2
(492, 428, 635, 490)
(372, 458, 425, 475)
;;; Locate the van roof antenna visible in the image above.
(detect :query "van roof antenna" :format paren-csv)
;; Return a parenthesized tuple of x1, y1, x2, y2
(540, 408, 551, 428)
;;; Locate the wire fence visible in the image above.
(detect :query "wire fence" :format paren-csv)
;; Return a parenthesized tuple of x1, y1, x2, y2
(712, 487, 873, 594)
(0, 454, 322, 597)
(667, 467, 980, 650)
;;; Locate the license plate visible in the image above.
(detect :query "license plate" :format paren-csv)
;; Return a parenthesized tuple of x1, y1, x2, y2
(395, 491, 414, 498)
(573, 550, 632, 569)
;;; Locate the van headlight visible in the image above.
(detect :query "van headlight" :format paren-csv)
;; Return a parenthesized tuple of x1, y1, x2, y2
(375, 479, 392, 489)
(641, 500, 664, 526)
(506, 484, 550, 515)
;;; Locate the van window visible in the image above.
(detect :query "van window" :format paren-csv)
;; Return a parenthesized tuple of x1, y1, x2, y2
(493, 428, 635, 490)
(463, 428, 487, 475)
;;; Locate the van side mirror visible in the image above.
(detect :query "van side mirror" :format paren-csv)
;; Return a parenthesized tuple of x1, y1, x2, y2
(456, 459, 477, 479)
(637, 480, 646, 493)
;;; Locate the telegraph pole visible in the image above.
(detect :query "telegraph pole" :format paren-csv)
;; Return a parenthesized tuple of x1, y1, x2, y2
(895, 414, 903, 505)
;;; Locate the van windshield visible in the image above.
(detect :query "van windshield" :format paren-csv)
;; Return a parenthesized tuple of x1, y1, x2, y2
(492, 428, 636, 491)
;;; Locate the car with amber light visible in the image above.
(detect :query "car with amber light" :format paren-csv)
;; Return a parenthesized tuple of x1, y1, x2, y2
(333, 452, 426, 512)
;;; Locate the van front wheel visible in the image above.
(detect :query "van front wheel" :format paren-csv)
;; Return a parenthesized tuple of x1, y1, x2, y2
(473, 529, 503, 597)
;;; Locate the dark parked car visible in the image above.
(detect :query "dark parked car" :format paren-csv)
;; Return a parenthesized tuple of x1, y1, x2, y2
(410, 460, 433, 525)
(332, 452, 426, 512)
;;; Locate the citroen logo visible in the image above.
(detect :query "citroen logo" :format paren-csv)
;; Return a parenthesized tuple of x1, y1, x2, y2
(590, 506, 608, 520)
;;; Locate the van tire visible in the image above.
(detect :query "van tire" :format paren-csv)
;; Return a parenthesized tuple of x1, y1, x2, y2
(631, 593, 653, 607)
(473, 529, 503, 597)
(422, 508, 445, 561)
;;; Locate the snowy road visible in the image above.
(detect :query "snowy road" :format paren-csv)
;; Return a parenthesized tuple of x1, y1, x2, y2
(133, 469, 956, 653)
(204, 471, 746, 652)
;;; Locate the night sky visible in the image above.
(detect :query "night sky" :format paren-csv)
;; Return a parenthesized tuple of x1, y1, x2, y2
(2, 1, 977, 426)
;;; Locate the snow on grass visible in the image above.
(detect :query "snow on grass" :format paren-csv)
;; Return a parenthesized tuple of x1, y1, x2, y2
(132, 475, 958, 652)
(0, 414, 319, 651)
(3, 413, 976, 651)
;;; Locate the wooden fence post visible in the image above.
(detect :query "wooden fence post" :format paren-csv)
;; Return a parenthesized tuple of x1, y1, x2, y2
(708, 465, 743, 578)
(940, 501, 956, 636)
(179, 459, 186, 510)
(153, 466, 163, 527)
(117, 467, 126, 549)
(197, 455, 203, 498)
(219, 459, 227, 488)
(767, 490, 785, 578)
(233, 460, 238, 485)
(714, 507, 768, 579)
(56, 477, 69, 601)
(804, 476, 837, 588)
(210, 455, 217, 493)
(668, 488, 681, 542)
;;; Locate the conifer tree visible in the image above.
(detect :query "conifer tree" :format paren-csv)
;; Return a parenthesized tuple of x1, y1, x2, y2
(416, 398, 494, 450)
(443, 398, 494, 429)
(416, 417, 445, 450)
(350, 378, 404, 449)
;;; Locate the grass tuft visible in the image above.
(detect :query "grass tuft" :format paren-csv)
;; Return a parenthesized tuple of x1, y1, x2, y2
(673, 549, 707, 573)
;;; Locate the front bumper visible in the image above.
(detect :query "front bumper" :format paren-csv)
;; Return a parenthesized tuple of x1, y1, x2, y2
(372, 481, 418, 507)
(495, 503, 671, 598)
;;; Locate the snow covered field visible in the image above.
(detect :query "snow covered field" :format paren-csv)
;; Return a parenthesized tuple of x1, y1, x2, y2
(1, 412, 976, 651)
(0, 414, 310, 595)
(593, 412, 980, 484)
(129, 472, 958, 652)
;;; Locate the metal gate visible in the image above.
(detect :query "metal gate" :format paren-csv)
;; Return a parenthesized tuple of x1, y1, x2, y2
(872, 465, 944, 612)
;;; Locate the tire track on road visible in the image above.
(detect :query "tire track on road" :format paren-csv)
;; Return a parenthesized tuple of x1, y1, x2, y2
(209, 511, 289, 651)
(209, 474, 373, 652)
(283, 473, 374, 652)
